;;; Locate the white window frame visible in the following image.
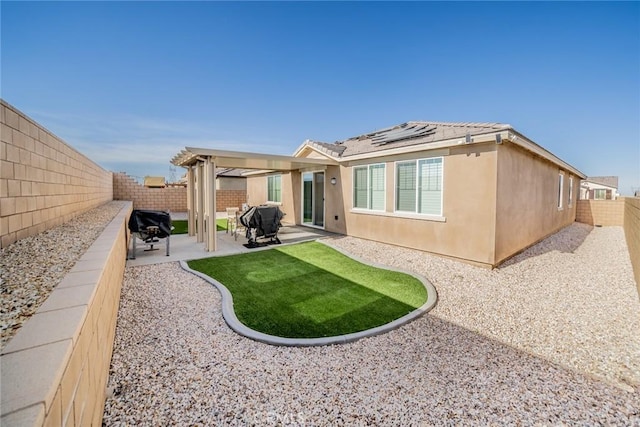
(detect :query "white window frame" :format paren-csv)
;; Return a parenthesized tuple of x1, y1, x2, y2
(594, 188, 607, 200)
(394, 157, 444, 218)
(557, 171, 564, 210)
(568, 176, 573, 207)
(267, 174, 282, 204)
(352, 163, 386, 211)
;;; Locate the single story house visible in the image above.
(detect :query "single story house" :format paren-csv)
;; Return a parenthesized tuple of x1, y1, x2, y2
(143, 176, 166, 188)
(579, 176, 619, 200)
(179, 168, 248, 189)
(172, 121, 585, 267)
(215, 168, 249, 191)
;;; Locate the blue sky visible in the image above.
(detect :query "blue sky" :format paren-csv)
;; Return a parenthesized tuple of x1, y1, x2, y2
(2, 1, 639, 194)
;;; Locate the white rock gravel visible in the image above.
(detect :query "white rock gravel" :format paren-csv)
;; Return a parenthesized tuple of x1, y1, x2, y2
(104, 223, 639, 425)
(0, 201, 127, 348)
(331, 223, 640, 392)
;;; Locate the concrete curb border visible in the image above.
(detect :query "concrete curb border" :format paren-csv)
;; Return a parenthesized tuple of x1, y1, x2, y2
(179, 239, 438, 347)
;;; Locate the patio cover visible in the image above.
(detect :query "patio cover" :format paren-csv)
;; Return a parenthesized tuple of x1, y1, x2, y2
(170, 147, 337, 252)
(171, 147, 337, 171)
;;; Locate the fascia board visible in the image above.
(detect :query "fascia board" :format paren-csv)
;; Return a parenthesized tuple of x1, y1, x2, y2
(338, 131, 506, 162)
(338, 130, 585, 180)
(508, 131, 586, 179)
(292, 140, 312, 157)
(292, 142, 340, 162)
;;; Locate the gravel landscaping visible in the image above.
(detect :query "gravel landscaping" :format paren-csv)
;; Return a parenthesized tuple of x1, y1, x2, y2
(330, 223, 640, 392)
(103, 223, 640, 425)
(0, 201, 126, 348)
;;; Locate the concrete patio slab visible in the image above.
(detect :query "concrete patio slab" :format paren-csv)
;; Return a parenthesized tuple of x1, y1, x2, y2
(126, 224, 337, 267)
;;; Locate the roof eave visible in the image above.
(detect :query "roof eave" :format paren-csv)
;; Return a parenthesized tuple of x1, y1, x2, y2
(292, 140, 341, 161)
(339, 128, 586, 179)
(292, 139, 312, 157)
(508, 131, 586, 179)
(339, 129, 511, 162)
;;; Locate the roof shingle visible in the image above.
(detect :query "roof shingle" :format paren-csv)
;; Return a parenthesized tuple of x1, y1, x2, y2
(584, 176, 619, 188)
(310, 121, 511, 158)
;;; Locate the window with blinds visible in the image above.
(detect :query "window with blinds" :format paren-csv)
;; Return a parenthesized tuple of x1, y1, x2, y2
(396, 161, 416, 212)
(568, 176, 573, 207)
(557, 172, 564, 209)
(594, 188, 607, 200)
(267, 175, 282, 203)
(369, 164, 385, 210)
(353, 167, 368, 209)
(353, 163, 385, 210)
(396, 157, 443, 216)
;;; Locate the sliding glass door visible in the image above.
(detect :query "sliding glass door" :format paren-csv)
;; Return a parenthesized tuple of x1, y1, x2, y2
(302, 171, 324, 227)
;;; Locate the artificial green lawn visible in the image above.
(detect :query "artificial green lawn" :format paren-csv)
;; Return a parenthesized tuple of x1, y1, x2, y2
(187, 241, 427, 338)
(172, 220, 189, 234)
(172, 219, 227, 234)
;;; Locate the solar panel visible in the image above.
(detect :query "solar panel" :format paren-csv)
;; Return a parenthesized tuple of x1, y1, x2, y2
(370, 123, 437, 145)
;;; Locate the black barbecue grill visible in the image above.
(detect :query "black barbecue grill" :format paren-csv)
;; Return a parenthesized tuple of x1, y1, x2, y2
(128, 210, 172, 259)
(239, 205, 284, 248)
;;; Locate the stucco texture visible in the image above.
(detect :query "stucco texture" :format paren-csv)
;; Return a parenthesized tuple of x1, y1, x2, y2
(247, 141, 581, 267)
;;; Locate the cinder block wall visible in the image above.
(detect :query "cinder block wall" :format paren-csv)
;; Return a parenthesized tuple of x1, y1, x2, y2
(216, 189, 247, 211)
(576, 197, 640, 299)
(0, 100, 113, 248)
(113, 172, 247, 212)
(624, 198, 640, 298)
(0, 201, 132, 427)
(575, 199, 625, 226)
(113, 172, 187, 211)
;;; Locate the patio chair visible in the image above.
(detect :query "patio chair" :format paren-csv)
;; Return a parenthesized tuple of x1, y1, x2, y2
(226, 207, 239, 236)
(232, 207, 247, 241)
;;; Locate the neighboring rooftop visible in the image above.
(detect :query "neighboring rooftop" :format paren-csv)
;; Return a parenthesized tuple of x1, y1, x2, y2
(584, 176, 619, 189)
(143, 176, 166, 188)
(216, 168, 251, 178)
(178, 168, 251, 183)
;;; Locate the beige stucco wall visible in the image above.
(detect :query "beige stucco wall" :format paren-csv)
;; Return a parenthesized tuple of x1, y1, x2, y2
(246, 172, 297, 224)
(324, 165, 347, 232)
(1, 100, 113, 248)
(284, 171, 300, 226)
(246, 141, 584, 267)
(0, 201, 131, 427)
(494, 142, 578, 264)
(246, 174, 267, 207)
(248, 144, 499, 266)
(335, 144, 498, 266)
(248, 167, 342, 228)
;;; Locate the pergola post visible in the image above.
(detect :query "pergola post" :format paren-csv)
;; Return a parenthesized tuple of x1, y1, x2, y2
(169, 147, 338, 252)
(205, 157, 217, 251)
(187, 166, 196, 236)
(196, 162, 204, 243)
